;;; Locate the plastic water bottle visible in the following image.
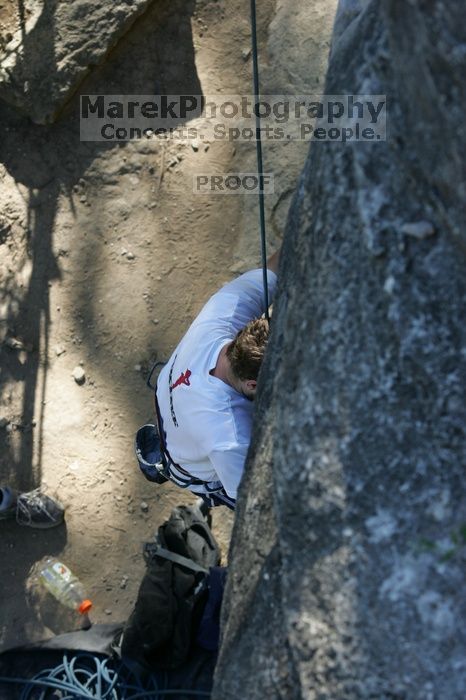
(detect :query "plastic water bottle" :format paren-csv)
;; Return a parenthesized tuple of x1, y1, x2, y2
(39, 558, 92, 616)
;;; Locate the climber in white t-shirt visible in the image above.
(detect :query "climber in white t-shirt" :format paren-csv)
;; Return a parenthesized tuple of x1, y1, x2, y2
(155, 248, 280, 509)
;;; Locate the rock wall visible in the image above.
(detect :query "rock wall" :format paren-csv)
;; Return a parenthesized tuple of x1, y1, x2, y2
(0, 0, 155, 124)
(213, 1, 466, 698)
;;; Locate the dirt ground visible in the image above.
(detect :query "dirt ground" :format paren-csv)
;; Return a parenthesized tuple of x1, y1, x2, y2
(0, 0, 336, 650)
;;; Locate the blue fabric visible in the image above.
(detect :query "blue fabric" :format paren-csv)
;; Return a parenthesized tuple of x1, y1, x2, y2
(198, 491, 236, 511)
(195, 567, 227, 652)
(135, 425, 168, 484)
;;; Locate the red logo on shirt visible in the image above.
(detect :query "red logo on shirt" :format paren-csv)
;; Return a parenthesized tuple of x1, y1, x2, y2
(170, 369, 192, 390)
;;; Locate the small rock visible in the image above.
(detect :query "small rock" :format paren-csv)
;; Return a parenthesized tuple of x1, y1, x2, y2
(401, 220, 435, 239)
(134, 364, 142, 372)
(55, 345, 66, 356)
(168, 154, 182, 168)
(383, 276, 396, 295)
(120, 575, 129, 589)
(126, 252, 135, 260)
(140, 501, 149, 513)
(121, 248, 128, 256)
(0, 417, 10, 429)
(105, 609, 112, 616)
(72, 366, 86, 385)
(191, 139, 200, 152)
(242, 48, 251, 61)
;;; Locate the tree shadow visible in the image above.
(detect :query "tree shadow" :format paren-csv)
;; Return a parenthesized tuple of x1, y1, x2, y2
(0, 0, 60, 490)
(0, 0, 200, 488)
(0, 0, 201, 648)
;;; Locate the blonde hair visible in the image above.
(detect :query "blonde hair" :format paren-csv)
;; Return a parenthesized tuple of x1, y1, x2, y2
(226, 318, 270, 381)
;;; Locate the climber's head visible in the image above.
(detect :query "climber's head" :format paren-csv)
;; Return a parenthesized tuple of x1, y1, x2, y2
(226, 318, 270, 400)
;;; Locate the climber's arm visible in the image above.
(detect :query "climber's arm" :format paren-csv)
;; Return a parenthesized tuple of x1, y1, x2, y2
(267, 246, 281, 275)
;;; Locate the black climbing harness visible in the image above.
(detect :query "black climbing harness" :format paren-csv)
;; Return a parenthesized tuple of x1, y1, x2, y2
(139, 361, 210, 489)
(135, 362, 226, 494)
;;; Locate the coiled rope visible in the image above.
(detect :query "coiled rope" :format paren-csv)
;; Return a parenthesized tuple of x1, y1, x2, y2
(0, 652, 211, 699)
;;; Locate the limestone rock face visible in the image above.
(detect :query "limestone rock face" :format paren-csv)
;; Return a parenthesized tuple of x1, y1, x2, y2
(213, 1, 466, 698)
(0, 0, 155, 124)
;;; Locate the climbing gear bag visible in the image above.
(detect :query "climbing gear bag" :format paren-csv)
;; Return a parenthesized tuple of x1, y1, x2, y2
(121, 504, 221, 670)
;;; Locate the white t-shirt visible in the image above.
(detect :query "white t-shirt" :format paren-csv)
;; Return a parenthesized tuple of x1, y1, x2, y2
(156, 269, 277, 499)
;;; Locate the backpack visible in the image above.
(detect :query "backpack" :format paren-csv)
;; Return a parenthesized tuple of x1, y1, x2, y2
(121, 505, 221, 671)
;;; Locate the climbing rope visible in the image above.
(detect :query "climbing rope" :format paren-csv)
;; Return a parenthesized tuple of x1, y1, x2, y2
(0, 652, 211, 699)
(249, 0, 270, 322)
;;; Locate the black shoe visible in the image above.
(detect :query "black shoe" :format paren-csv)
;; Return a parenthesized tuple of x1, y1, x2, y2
(1, 488, 65, 528)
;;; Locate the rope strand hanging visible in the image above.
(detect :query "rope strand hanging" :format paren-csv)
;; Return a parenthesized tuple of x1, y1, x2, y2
(249, 0, 270, 322)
